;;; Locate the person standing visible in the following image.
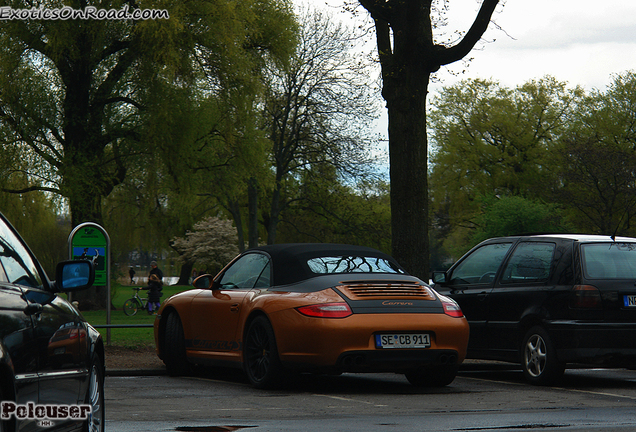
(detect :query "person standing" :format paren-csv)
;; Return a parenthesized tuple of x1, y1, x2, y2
(142, 274, 162, 314)
(145, 261, 163, 314)
(149, 261, 163, 282)
(129, 267, 136, 284)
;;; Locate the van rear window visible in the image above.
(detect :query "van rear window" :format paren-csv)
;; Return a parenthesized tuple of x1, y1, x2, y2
(581, 243, 636, 279)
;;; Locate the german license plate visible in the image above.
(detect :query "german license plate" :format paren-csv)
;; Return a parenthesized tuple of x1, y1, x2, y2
(624, 295, 636, 307)
(375, 334, 430, 349)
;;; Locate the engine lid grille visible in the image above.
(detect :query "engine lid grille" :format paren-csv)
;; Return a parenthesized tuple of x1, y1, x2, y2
(337, 281, 435, 300)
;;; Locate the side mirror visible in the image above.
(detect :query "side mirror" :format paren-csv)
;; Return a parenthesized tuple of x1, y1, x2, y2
(55, 260, 95, 292)
(193, 274, 215, 289)
(432, 271, 447, 285)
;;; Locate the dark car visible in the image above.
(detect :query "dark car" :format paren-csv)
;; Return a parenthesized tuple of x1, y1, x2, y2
(155, 243, 469, 388)
(432, 234, 636, 385)
(0, 213, 104, 432)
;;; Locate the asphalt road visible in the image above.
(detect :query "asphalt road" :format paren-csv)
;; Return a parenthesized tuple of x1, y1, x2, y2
(105, 364, 636, 432)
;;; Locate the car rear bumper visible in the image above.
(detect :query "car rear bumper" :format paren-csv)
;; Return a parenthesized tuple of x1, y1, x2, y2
(271, 311, 469, 372)
(550, 321, 636, 365)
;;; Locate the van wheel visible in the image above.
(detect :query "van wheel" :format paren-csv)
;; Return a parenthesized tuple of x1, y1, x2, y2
(521, 326, 565, 385)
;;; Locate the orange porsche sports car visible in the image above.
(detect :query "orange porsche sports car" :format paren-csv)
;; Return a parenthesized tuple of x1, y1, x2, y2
(154, 244, 469, 388)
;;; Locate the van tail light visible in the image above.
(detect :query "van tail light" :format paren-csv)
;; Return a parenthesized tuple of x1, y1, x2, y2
(438, 295, 464, 318)
(570, 285, 602, 309)
(296, 303, 353, 318)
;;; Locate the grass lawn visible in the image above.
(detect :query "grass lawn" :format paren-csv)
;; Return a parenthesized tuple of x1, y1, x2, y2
(81, 283, 192, 347)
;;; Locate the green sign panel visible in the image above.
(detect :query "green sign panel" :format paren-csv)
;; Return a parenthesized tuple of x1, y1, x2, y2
(71, 224, 108, 286)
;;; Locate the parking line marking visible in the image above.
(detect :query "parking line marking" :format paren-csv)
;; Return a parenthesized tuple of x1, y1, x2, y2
(553, 387, 636, 401)
(462, 375, 636, 401)
(313, 394, 387, 406)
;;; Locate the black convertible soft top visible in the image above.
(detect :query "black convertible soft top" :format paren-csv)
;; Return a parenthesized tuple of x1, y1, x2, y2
(247, 243, 407, 286)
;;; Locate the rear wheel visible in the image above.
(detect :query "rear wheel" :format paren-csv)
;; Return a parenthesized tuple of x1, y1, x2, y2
(163, 312, 190, 376)
(244, 316, 284, 389)
(83, 354, 105, 432)
(123, 298, 140, 316)
(405, 365, 458, 387)
(521, 326, 565, 385)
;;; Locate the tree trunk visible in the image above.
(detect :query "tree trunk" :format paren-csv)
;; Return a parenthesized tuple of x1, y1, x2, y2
(225, 197, 245, 252)
(385, 77, 430, 281)
(177, 261, 194, 286)
(377, 1, 435, 281)
(360, 0, 500, 281)
(248, 178, 259, 248)
(267, 184, 282, 244)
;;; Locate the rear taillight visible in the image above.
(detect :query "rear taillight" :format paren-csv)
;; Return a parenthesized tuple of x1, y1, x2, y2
(296, 303, 353, 318)
(570, 285, 602, 309)
(439, 296, 464, 318)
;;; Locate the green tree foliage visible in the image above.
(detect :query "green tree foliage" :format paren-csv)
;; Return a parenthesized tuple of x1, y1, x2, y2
(469, 196, 573, 247)
(0, 0, 297, 233)
(0, 0, 182, 226)
(81, 0, 296, 268)
(128, 0, 297, 256)
(429, 77, 582, 254)
(0, 0, 297, 307)
(276, 164, 392, 253)
(551, 71, 636, 235)
(428, 71, 636, 262)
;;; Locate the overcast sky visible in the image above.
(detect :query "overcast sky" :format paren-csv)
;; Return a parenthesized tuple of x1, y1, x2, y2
(437, 0, 636, 91)
(308, 0, 636, 92)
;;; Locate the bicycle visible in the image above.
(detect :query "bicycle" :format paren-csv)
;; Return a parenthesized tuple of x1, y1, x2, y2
(123, 287, 153, 316)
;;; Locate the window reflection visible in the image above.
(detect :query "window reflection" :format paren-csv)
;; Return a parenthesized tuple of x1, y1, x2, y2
(582, 242, 636, 279)
(450, 243, 512, 285)
(307, 256, 404, 274)
(219, 253, 270, 289)
(500, 243, 554, 283)
(0, 221, 43, 288)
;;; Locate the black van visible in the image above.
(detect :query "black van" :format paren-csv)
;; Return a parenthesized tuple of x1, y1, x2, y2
(432, 234, 636, 385)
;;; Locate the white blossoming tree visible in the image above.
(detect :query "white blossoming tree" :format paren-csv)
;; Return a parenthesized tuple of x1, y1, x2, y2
(171, 217, 240, 283)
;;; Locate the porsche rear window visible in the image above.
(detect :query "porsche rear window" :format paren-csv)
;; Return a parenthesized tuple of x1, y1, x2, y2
(307, 256, 405, 275)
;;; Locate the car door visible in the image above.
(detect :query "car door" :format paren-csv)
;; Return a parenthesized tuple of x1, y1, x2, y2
(0, 217, 87, 430)
(24, 288, 88, 406)
(0, 282, 40, 406)
(486, 241, 556, 357)
(435, 241, 514, 353)
(188, 253, 271, 357)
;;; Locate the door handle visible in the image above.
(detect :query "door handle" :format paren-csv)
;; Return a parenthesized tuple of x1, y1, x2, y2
(230, 303, 240, 313)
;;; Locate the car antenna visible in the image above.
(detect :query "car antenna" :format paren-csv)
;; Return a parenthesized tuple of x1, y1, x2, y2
(611, 220, 620, 242)
(610, 199, 636, 241)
